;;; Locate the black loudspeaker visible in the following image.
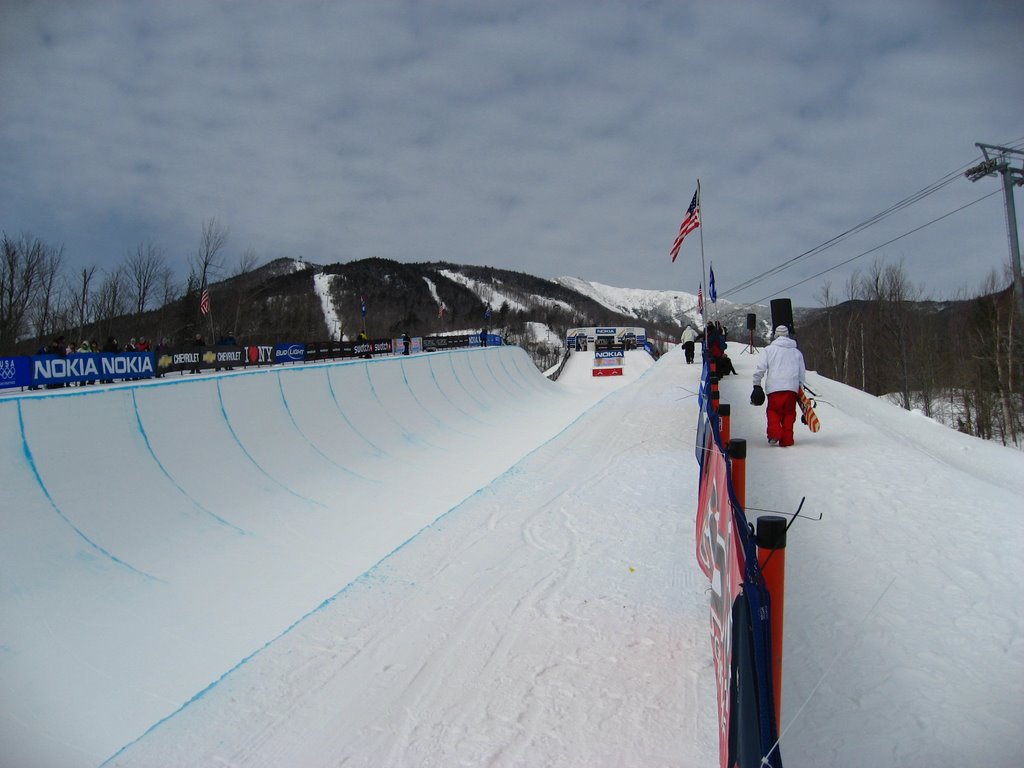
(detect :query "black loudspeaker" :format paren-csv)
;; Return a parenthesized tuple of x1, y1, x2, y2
(770, 298, 794, 334)
(746, 313, 756, 331)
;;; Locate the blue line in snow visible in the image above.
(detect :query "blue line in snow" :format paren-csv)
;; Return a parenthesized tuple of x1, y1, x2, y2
(130, 390, 248, 535)
(448, 350, 489, 411)
(276, 371, 375, 483)
(364, 362, 445, 451)
(215, 379, 327, 508)
(324, 365, 388, 458)
(16, 401, 163, 583)
(427, 355, 487, 426)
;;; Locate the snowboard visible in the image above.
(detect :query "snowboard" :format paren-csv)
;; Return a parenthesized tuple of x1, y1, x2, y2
(798, 387, 821, 432)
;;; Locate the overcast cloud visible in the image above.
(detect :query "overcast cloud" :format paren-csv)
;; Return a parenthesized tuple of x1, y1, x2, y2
(1, 0, 1021, 307)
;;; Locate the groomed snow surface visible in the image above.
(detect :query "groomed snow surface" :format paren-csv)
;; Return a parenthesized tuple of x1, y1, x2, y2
(2, 345, 1022, 767)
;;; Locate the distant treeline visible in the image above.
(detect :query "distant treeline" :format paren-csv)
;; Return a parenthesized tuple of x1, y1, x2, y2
(797, 259, 1023, 446)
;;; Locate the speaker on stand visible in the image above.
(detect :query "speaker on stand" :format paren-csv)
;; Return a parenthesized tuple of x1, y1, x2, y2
(742, 313, 758, 354)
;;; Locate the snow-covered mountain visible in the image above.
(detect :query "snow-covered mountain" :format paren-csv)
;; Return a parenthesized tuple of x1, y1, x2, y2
(555, 275, 775, 336)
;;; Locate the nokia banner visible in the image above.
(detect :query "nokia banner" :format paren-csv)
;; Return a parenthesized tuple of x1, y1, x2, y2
(32, 352, 156, 387)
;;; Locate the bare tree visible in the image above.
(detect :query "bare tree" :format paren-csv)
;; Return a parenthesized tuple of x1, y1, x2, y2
(126, 241, 167, 316)
(0, 232, 64, 354)
(28, 242, 66, 348)
(68, 265, 98, 344)
(153, 267, 181, 344)
(190, 218, 228, 292)
(188, 219, 228, 339)
(859, 258, 925, 410)
(94, 266, 129, 343)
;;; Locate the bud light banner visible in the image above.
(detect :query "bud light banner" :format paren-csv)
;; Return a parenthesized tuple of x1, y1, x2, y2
(0, 356, 31, 389)
(274, 343, 306, 363)
(32, 352, 155, 387)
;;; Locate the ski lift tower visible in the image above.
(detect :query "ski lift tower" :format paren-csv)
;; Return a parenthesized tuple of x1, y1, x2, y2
(966, 143, 1024, 316)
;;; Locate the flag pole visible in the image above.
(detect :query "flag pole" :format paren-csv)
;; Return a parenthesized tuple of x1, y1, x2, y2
(697, 179, 708, 326)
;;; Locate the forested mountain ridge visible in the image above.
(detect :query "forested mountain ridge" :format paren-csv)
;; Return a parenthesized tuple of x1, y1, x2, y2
(4, 229, 1020, 445)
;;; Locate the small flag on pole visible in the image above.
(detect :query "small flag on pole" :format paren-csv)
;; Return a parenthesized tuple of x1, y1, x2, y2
(360, 296, 367, 317)
(438, 302, 446, 319)
(709, 265, 717, 303)
(200, 288, 210, 315)
(670, 186, 701, 262)
(697, 286, 704, 315)
(484, 306, 492, 321)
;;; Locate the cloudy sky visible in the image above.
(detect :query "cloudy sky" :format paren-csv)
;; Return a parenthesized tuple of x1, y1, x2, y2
(2, 0, 1022, 307)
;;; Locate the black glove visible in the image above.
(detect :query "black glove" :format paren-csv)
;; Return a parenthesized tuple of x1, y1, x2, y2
(801, 414, 807, 424)
(750, 385, 765, 406)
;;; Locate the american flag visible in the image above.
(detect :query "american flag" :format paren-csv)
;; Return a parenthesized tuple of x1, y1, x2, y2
(697, 285, 704, 315)
(199, 288, 210, 315)
(670, 186, 701, 262)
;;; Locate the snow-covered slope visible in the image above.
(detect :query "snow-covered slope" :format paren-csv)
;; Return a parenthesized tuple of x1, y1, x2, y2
(3, 344, 1023, 767)
(555, 276, 770, 336)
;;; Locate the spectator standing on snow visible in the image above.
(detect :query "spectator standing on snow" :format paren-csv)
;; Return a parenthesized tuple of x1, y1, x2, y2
(680, 325, 699, 364)
(751, 325, 806, 447)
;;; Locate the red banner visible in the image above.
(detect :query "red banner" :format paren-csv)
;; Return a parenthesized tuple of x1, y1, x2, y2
(696, 441, 744, 768)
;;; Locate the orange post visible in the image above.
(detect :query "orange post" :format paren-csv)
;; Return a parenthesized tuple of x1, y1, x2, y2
(728, 438, 746, 508)
(756, 515, 788, 728)
(710, 375, 720, 413)
(719, 403, 731, 447)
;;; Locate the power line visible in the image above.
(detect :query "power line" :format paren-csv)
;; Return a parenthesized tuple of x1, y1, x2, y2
(741, 189, 1000, 307)
(719, 141, 1024, 301)
(721, 168, 968, 298)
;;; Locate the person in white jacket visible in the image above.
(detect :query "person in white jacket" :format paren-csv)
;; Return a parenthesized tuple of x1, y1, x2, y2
(680, 325, 699, 363)
(751, 325, 806, 447)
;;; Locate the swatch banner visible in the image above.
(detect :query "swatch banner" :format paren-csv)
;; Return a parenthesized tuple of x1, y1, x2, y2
(0, 356, 31, 389)
(305, 338, 394, 361)
(31, 352, 156, 386)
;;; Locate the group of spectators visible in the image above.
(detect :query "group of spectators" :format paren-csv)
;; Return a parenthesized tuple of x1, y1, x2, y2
(40, 331, 240, 359)
(42, 334, 168, 357)
(680, 321, 736, 376)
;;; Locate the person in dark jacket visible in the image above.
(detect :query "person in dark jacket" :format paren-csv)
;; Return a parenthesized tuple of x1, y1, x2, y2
(191, 333, 205, 373)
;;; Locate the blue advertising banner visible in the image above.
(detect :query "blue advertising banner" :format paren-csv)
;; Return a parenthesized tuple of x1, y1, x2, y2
(274, 343, 306, 363)
(31, 352, 156, 386)
(0, 356, 31, 389)
(594, 349, 625, 359)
